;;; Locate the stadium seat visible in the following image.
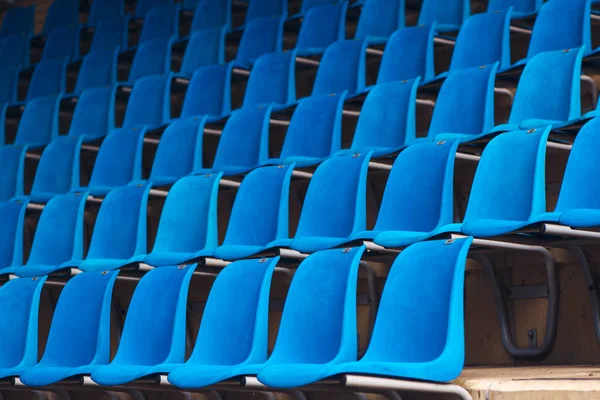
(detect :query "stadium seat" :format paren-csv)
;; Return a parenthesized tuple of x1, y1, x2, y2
(0, 33, 31, 68)
(368, 140, 459, 248)
(134, 0, 172, 19)
(25, 58, 67, 102)
(73, 49, 118, 95)
(488, 0, 542, 19)
(0, 275, 47, 379)
(76, 182, 152, 272)
(139, 3, 180, 43)
(183, 0, 199, 11)
(256, 246, 365, 388)
(354, 0, 404, 44)
(312, 40, 368, 97)
(235, 16, 285, 68)
(0, 145, 26, 200)
(0, 65, 20, 104)
(29, 136, 82, 202)
(90, 15, 129, 52)
(9, 192, 87, 277)
(14, 94, 61, 149)
(41, 25, 79, 61)
(43, 0, 79, 34)
(87, 0, 124, 27)
(178, 26, 226, 77)
(295, 2, 347, 56)
(213, 164, 295, 260)
(68, 86, 117, 141)
(0, 5, 35, 37)
(179, 63, 232, 121)
(376, 24, 435, 84)
(91, 264, 197, 385)
(293, 0, 345, 17)
(190, 0, 231, 33)
(122, 73, 172, 129)
(290, 152, 371, 253)
(339, 78, 419, 156)
(242, 50, 296, 109)
(243, 0, 287, 26)
(0, 200, 27, 275)
(418, 0, 470, 32)
(127, 37, 173, 83)
(19, 270, 120, 386)
(167, 257, 280, 388)
(195, 105, 272, 176)
(264, 91, 347, 167)
(143, 173, 222, 266)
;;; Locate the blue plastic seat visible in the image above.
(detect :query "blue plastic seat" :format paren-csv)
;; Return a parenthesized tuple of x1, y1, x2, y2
(295, 2, 347, 56)
(91, 15, 129, 52)
(0, 33, 31, 68)
(312, 40, 368, 97)
(461, 126, 552, 237)
(128, 37, 173, 83)
(77, 182, 151, 272)
(139, 3, 180, 43)
(291, 152, 372, 253)
(9, 192, 87, 278)
(122, 73, 172, 129)
(190, 0, 231, 33)
(43, 0, 79, 33)
(91, 264, 197, 385)
(134, 0, 172, 19)
(0, 66, 20, 104)
(376, 25, 435, 84)
(264, 92, 347, 167)
(0, 275, 47, 379)
(242, 50, 296, 109)
(179, 63, 232, 120)
(213, 164, 295, 260)
(243, 0, 287, 25)
(257, 246, 365, 388)
(196, 105, 272, 176)
(0, 200, 27, 275)
(144, 173, 222, 266)
(179, 27, 226, 77)
(235, 16, 284, 68)
(19, 270, 119, 386)
(418, 0, 470, 32)
(0, 145, 26, 200)
(25, 58, 67, 102)
(41, 25, 79, 61)
(0, 5, 35, 37)
(368, 140, 460, 248)
(428, 63, 498, 143)
(73, 49, 118, 95)
(167, 257, 279, 388)
(68, 86, 117, 141)
(340, 79, 419, 156)
(355, 0, 404, 44)
(14, 94, 61, 149)
(294, 0, 344, 17)
(488, 0, 542, 19)
(87, 0, 124, 27)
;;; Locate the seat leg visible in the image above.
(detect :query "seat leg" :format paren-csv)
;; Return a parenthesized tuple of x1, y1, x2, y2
(569, 245, 600, 342)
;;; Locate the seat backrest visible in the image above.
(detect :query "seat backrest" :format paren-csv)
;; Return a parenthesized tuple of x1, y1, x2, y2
(91, 15, 129, 52)
(235, 16, 284, 68)
(122, 73, 171, 129)
(68, 85, 116, 140)
(0, 5, 35, 37)
(74, 49, 118, 95)
(108, 264, 196, 365)
(179, 26, 226, 77)
(428, 63, 498, 139)
(0, 145, 26, 201)
(30, 136, 82, 201)
(527, 0, 591, 59)
(15, 94, 61, 147)
(26, 58, 67, 102)
(294, 152, 371, 240)
(128, 37, 172, 82)
(151, 173, 222, 255)
(222, 164, 294, 247)
(298, 0, 342, 16)
(351, 78, 419, 152)
(449, 10, 511, 71)
(86, 182, 151, 260)
(296, 2, 347, 54)
(280, 91, 346, 160)
(41, 25, 79, 61)
(488, 0, 541, 14)
(377, 24, 435, 84)
(463, 127, 550, 224)
(0, 33, 31, 68)
(374, 140, 458, 233)
(180, 63, 232, 119)
(26, 191, 87, 267)
(243, 50, 296, 108)
(189, 257, 279, 365)
(355, 0, 404, 42)
(360, 237, 473, 382)
(245, 0, 287, 23)
(212, 105, 272, 171)
(134, 0, 172, 19)
(418, 0, 469, 31)
(140, 3, 180, 43)
(43, 0, 79, 33)
(88, 0, 124, 27)
(508, 47, 584, 126)
(0, 65, 20, 104)
(0, 200, 27, 269)
(312, 40, 367, 96)
(0, 276, 47, 369)
(191, 0, 231, 32)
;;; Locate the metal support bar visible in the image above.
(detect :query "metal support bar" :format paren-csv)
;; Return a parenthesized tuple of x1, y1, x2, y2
(149, 189, 169, 197)
(542, 224, 600, 240)
(26, 203, 45, 211)
(455, 152, 481, 161)
(295, 57, 320, 67)
(343, 110, 361, 117)
(144, 137, 159, 145)
(219, 179, 241, 188)
(364, 241, 401, 254)
(366, 48, 384, 56)
(204, 258, 231, 268)
(569, 245, 600, 342)
(81, 144, 100, 151)
(278, 248, 309, 260)
(342, 375, 471, 400)
(416, 98, 435, 107)
(368, 161, 393, 171)
(546, 142, 572, 151)
(270, 119, 290, 126)
(292, 170, 314, 179)
(25, 153, 41, 160)
(494, 87, 514, 104)
(204, 128, 222, 135)
(509, 25, 532, 34)
(232, 68, 250, 77)
(433, 37, 456, 46)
